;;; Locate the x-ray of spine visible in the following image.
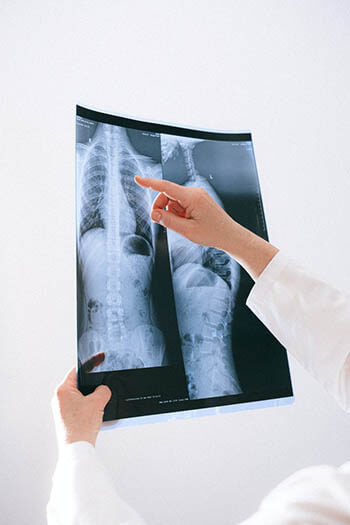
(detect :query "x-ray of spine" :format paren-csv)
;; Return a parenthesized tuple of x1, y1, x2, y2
(161, 134, 242, 400)
(77, 123, 166, 372)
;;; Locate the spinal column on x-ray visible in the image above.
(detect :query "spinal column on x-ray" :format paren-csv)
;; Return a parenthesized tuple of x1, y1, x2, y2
(161, 135, 242, 399)
(77, 123, 165, 372)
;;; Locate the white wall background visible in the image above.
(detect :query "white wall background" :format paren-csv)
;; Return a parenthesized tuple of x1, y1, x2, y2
(1, 1, 350, 523)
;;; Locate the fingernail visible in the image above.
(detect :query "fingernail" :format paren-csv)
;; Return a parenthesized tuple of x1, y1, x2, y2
(152, 211, 161, 223)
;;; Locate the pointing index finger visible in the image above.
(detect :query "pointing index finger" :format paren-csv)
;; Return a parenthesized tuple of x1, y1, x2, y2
(134, 176, 190, 207)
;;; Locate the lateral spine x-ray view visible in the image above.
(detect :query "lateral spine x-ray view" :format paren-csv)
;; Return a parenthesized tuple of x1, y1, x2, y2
(162, 135, 242, 398)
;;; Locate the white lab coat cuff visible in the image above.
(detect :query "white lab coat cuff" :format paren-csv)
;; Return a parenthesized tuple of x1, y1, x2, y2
(246, 250, 289, 312)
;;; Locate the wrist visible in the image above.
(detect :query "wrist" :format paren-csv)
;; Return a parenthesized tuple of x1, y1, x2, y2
(220, 218, 250, 257)
(221, 220, 279, 281)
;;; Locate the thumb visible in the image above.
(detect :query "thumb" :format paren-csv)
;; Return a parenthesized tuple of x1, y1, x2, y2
(90, 385, 112, 408)
(153, 209, 191, 237)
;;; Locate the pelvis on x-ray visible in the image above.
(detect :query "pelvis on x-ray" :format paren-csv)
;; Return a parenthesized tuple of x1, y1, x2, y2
(162, 135, 242, 399)
(77, 123, 166, 371)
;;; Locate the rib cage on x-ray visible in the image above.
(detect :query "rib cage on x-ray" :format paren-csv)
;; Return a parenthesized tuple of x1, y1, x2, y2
(77, 123, 166, 372)
(162, 135, 242, 399)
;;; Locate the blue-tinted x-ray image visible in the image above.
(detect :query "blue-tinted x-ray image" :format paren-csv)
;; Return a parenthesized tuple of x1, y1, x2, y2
(75, 105, 293, 424)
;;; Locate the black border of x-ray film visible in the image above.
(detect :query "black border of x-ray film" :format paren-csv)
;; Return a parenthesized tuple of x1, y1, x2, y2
(77, 105, 252, 142)
(75, 105, 294, 424)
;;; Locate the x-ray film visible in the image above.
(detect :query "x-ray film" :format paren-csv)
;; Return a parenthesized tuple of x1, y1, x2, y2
(75, 105, 294, 427)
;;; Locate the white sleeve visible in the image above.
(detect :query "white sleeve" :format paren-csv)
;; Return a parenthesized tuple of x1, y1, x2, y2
(246, 250, 350, 412)
(239, 461, 350, 524)
(46, 441, 146, 525)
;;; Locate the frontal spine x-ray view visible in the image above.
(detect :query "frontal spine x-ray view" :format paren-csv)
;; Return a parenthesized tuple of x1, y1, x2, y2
(77, 123, 166, 372)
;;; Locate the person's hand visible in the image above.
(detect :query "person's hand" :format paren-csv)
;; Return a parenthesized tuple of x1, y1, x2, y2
(134, 176, 237, 252)
(134, 175, 279, 281)
(51, 357, 111, 449)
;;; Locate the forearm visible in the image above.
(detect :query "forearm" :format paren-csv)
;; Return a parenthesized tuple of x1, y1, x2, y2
(245, 250, 350, 412)
(221, 219, 279, 281)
